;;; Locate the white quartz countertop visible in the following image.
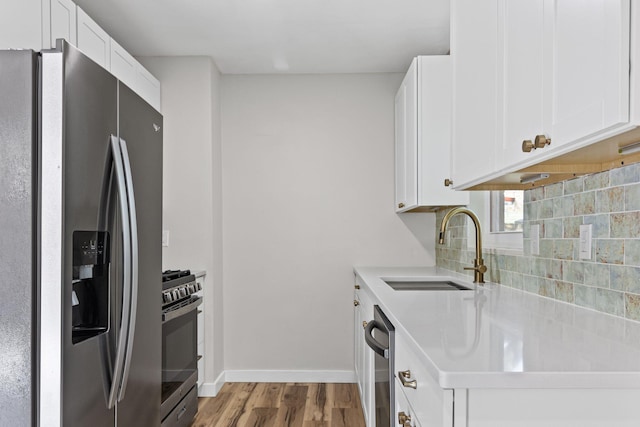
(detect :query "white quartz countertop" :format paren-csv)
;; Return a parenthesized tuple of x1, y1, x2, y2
(355, 266, 640, 389)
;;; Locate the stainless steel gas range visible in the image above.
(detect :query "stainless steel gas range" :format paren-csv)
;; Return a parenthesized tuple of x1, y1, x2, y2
(161, 270, 202, 427)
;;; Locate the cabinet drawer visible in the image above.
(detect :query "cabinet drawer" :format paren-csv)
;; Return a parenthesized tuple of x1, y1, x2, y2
(395, 379, 421, 427)
(395, 330, 454, 427)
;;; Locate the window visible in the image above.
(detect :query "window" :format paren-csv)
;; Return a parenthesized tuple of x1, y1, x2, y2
(466, 190, 524, 251)
(490, 190, 524, 233)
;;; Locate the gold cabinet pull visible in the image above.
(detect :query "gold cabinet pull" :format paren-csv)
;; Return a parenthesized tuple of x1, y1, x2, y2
(398, 202, 405, 209)
(398, 370, 417, 389)
(444, 178, 453, 187)
(534, 134, 551, 148)
(354, 300, 360, 306)
(398, 411, 412, 426)
(522, 140, 534, 152)
(362, 321, 368, 329)
(354, 284, 360, 289)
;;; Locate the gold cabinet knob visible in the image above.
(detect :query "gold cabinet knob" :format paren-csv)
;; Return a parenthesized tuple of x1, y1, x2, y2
(398, 202, 405, 209)
(534, 134, 551, 148)
(444, 178, 453, 187)
(522, 140, 535, 152)
(398, 411, 412, 426)
(354, 284, 360, 290)
(354, 300, 360, 306)
(398, 370, 418, 389)
(362, 321, 368, 328)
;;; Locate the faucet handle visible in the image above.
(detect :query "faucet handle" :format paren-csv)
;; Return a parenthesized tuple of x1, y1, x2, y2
(464, 265, 487, 274)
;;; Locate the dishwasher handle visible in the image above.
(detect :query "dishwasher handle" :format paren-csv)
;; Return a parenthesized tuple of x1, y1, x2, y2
(364, 320, 389, 359)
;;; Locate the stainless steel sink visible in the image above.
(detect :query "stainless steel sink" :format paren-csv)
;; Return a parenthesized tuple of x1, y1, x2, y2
(383, 280, 472, 291)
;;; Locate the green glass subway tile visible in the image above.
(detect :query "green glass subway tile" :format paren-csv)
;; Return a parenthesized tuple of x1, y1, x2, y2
(563, 216, 582, 238)
(549, 259, 563, 280)
(539, 239, 554, 257)
(625, 293, 640, 322)
(505, 255, 518, 271)
(553, 239, 575, 260)
(500, 270, 512, 286)
(625, 240, 640, 266)
(523, 238, 531, 256)
(523, 276, 540, 294)
(595, 288, 625, 317)
(563, 260, 585, 284)
(558, 196, 575, 218)
(625, 183, 640, 211)
(538, 278, 556, 298)
(595, 187, 624, 213)
(524, 190, 532, 203)
(595, 239, 625, 264)
(611, 212, 640, 238)
(611, 163, 640, 186)
(555, 281, 574, 303)
(582, 214, 610, 239)
(530, 187, 545, 201)
(532, 257, 549, 277)
(574, 191, 596, 215)
(575, 285, 597, 309)
(517, 256, 533, 275)
(584, 263, 610, 288)
(564, 176, 585, 195)
(584, 171, 610, 191)
(540, 199, 555, 219)
(525, 202, 540, 221)
(511, 273, 524, 289)
(544, 219, 563, 238)
(609, 265, 640, 293)
(544, 182, 564, 198)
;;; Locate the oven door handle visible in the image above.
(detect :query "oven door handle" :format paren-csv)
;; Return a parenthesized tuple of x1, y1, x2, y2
(364, 320, 389, 359)
(163, 297, 203, 323)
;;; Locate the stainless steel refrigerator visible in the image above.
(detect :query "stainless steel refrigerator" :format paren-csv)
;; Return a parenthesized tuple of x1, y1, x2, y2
(0, 41, 162, 426)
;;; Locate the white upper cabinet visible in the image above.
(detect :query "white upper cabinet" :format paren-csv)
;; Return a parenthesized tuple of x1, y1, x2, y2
(76, 6, 110, 70)
(450, 0, 499, 188)
(134, 63, 162, 112)
(452, 0, 631, 189)
(395, 56, 468, 212)
(48, 0, 77, 48)
(110, 39, 138, 89)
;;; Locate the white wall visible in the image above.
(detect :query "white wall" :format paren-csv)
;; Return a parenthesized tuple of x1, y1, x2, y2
(138, 56, 224, 387)
(221, 74, 436, 377)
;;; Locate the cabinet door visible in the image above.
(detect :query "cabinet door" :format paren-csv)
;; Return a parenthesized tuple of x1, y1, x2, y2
(544, 0, 630, 146)
(417, 56, 468, 206)
(76, 7, 110, 69)
(110, 39, 137, 90)
(49, 0, 76, 48)
(395, 59, 418, 212)
(134, 64, 162, 112)
(499, 0, 546, 168)
(451, 0, 498, 188)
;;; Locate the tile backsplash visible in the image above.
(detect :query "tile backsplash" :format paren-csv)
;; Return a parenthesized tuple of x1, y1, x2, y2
(435, 163, 640, 321)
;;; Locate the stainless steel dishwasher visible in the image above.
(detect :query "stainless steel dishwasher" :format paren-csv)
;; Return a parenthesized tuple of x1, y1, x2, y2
(364, 305, 395, 427)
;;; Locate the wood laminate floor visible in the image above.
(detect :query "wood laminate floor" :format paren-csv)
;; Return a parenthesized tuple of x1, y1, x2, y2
(191, 383, 366, 427)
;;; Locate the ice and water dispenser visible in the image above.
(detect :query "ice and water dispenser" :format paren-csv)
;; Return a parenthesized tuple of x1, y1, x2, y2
(72, 231, 110, 344)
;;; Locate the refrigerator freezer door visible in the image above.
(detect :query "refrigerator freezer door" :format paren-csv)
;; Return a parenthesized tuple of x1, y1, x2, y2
(115, 82, 163, 426)
(0, 49, 37, 427)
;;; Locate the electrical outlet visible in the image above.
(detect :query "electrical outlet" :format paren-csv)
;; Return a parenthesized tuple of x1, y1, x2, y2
(579, 224, 592, 260)
(531, 224, 540, 255)
(162, 230, 169, 247)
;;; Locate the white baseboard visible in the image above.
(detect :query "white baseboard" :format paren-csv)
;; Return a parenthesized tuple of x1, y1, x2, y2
(224, 370, 357, 383)
(198, 371, 226, 397)
(197, 370, 357, 397)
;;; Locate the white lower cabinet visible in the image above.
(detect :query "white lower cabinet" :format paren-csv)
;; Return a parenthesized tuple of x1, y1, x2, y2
(394, 379, 421, 427)
(354, 281, 375, 426)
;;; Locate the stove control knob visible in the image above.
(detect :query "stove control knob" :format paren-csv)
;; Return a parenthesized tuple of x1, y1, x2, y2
(187, 284, 194, 294)
(163, 292, 172, 303)
(173, 290, 180, 300)
(196, 282, 202, 291)
(180, 287, 187, 298)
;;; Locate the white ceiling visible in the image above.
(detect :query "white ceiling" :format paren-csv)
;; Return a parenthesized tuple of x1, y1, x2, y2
(74, 0, 450, 74)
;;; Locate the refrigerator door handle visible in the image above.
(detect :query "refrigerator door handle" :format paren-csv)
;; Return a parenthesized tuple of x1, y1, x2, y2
(106, 135, 134, 409)
(117, 137, 139, 401)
